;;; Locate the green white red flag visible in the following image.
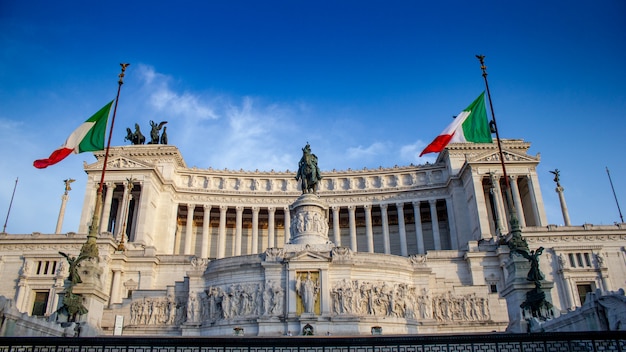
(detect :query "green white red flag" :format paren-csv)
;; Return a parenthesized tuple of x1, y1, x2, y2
(33, 101, 113, 169)
(420, 92, 492, 156)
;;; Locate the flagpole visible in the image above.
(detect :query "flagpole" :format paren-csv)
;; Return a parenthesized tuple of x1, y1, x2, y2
(2, 178, 18, 233)
(81, 63, 129, 259)
(606, 167, 624, 223)
(475, 55, 525, 249)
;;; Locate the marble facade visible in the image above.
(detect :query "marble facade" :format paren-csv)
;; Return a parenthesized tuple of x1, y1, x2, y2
(0, 139, 624, 336)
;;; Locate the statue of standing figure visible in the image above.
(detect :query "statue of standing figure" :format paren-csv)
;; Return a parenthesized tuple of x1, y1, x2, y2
(295, 143, 322, 194)
(296, 272, 319, 314)
(149, 120, 168, 144)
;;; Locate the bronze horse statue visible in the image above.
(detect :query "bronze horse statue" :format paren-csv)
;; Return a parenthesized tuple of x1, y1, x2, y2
(295, 143, 322, 194)
(125, 123, 146, 145)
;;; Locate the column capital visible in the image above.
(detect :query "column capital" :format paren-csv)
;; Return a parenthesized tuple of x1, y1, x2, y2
(428, 199, 437, 205)
(235, 205, 244, 212)
(363, 204, 372, 210)
(331, 205, 340, 212)
(380, 203, 388, 210)
(252, 206, 260, 212)
(219, 205, 228, 211)
(187, 203, 196, 210)
(395, 202, 404, 208)
(347, 205, 356, 211)
(268, 206, 276, 213)
(411, 200, 421, 207)
(203, 204, 212, 210)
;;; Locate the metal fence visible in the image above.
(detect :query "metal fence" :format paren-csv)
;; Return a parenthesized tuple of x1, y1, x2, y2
(0, 331, 624, 352)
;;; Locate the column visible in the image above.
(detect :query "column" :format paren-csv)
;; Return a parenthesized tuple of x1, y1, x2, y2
(132, 180, 149, 245)
(332, 206, 341, 246)
(556, 186, 571, 226)
(217, 205, 227, 259)
(109, 269, 122, 306)
(559, 273, 574, 309)
(381, 204, 390, 254)
(348, 205, 357, 251)
(235, 206, 243, 255)
(183, 204, 195, 255)
(364, 204, 374, 253)
(489, 174, 504, 234)
(167, 203, 180, 254)
(100, 182, 114, 233)
(412, 201, 425, 254)
(525, 175, 542, 226)
(15, 281, 26, 312)
(445, 198, 458, 250)
(123, 193, 135, 242)
(201, 205, 212, 258)
(395, 203, 408, 256)
(510, 176, 526, 227)
(528, 172, 548, 226)
(268, 207, 276, 248)
(283, 206, 291, 245)
(115, 185, 130, 238)
(251, 206, 259, 254)
(469, 172, 492, 239)
(566, 277, 578, 307)
(429, 200, 441, 250)
(173, 219, 182, 254)
(55, 194, 69, 234)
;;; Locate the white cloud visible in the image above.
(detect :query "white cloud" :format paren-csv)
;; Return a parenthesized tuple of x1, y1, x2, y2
(136, 64, 218, 121)
(346, 142, 388, 159)
(400, 140, 437, 164)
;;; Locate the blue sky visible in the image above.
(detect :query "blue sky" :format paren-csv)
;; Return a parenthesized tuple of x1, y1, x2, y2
(1, 1, 625, 234)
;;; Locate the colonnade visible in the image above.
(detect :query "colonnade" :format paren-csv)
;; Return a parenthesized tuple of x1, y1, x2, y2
(175, 198, 456, 259)
(483, 174, 543, 234)
(98, 182, 140, 242)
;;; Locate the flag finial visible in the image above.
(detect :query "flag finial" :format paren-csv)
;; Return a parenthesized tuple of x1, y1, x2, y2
(118, 63, 130, 84)
(476, 55, 487, 78)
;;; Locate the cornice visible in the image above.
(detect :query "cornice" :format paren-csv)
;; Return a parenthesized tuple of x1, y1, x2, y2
(520, 225, 626, 245)
(91, 145, 187, 168)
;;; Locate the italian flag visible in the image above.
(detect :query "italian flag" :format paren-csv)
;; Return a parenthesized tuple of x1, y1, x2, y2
(420, 92, 492, 157)
(33, 101, 113, 169)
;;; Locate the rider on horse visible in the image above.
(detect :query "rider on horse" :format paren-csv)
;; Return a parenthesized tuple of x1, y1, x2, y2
(295, 143, 322, 194)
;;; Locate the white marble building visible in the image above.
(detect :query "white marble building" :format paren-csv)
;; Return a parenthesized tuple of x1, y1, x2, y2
(0, 139, 624, 336)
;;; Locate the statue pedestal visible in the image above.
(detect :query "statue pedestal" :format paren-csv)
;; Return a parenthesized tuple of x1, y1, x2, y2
(70, 259, 108, 336)
(288, 194, 332, 246)
(500, 253, 554, 333)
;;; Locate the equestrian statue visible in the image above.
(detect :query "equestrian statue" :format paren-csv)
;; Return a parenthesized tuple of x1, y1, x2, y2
(295, 143, 322, 194)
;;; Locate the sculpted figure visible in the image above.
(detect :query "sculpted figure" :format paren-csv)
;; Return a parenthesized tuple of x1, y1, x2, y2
(516, 246, 545, 284)
(63, 178, 75, 193)
(160, 126, 168, 144)
(167, 295, 177, 324)
(596, 253, 605, 267)
(549, 169, 561, 187)
(262, 283, 273, 315)
(295, 143, 322, 194)
(59, 251, 88, 285)
(557, 253, 568, 269)
(273, 286, 284, 315)
(297, 272, 319, 314)
(125, 123, 145, 145)
(149, 120, 168, 144)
